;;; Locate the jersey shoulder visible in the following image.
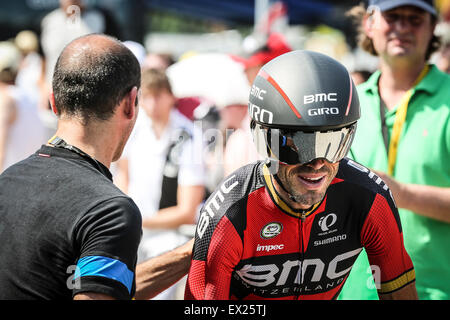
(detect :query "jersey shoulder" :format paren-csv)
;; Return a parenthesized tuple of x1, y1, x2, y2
(337, 158, 395, 200)
(198, 160, 265, 232)
(337, 158, 398, 216)
(193, 161, 265, 259)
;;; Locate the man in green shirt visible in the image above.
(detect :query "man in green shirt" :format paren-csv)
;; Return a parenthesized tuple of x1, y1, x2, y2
(339, 0, 450, 300)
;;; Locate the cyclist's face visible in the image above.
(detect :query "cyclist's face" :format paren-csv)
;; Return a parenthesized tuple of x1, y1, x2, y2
(277, 159, 339, 209)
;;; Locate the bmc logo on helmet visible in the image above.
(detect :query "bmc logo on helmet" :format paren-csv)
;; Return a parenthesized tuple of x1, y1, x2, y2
(249, 103, 274, 124)
(250, 85, 267, 100)
(308, 107, 339, 116)
(304, 93, 337, 105)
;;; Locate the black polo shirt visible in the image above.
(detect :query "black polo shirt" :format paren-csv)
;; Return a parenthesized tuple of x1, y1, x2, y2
(0, 145, 142, 300)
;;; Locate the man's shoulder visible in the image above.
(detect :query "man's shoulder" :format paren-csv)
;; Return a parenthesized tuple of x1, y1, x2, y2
(430, 65, 450, 96)
(356, 71, 380, 94)
(2, 147, 130, 210)
(337, 158, 396, 206)
(83, 195, 142, 231)
(194, 162, 264, 249)
(200, 161, 264, 218)
(222, 161, 265, 194)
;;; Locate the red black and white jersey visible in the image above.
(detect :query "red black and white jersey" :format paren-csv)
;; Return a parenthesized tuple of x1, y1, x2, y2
(185, 158, 415, 300)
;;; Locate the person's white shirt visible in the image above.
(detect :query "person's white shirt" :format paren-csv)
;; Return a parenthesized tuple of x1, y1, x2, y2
(121, 108, 205, 299)
(41, 7, 105, 84)
(123, 108, 205, 259)
(224, 115, 262, 176)
(2, 86, 47, 170)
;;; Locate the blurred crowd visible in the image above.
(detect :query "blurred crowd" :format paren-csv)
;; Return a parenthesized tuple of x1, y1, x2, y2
(1, 0, 450, 300)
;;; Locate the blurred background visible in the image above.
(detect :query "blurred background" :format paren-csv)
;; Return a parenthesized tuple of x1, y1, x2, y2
(1, 0, 449, 79)
(1, 0, 450, 201)
(1, 0, 450, 300)
(2, 0, 450, 197)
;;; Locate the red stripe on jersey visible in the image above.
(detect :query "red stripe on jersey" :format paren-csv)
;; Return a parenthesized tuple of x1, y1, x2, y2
(331, 177, 344, 185)
(258, 69, 302, 118)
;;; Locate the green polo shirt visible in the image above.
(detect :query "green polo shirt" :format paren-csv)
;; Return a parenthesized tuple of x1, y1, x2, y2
(339, 64, 450, 300)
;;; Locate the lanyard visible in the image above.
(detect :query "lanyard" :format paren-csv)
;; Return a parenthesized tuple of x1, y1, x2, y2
(47, 135, 111, 179)
(380, 64, 429, 176)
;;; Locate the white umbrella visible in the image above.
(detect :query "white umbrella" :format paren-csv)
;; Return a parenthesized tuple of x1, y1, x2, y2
(166, 53, 250, 109)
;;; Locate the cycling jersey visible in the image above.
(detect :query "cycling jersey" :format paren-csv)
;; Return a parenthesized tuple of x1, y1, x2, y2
(185, 159, 415, 300)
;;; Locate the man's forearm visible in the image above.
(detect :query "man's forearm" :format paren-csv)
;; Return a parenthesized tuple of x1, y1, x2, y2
(401, 183, 450, 223)
(134, 238, 194, 300)
(142, 206, 196, 230)
(375, 171, 450, 223)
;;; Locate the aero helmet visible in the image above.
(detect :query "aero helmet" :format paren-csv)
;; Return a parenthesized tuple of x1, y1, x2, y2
(249, 50, 360, 166)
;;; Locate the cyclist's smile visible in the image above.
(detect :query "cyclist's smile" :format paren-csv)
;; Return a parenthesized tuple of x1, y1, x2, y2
(276, 159, 339, 209)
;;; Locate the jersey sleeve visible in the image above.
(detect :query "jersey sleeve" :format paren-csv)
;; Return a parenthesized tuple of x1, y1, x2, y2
(185, 165, 259, 300)
(72, 197, 142, 300)
(185, 215, 243, 300)
(361, 193, 415, 295)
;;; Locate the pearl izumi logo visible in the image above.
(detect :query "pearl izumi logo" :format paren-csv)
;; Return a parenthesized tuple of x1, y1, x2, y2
(260, 222, 283, 239)
(318, 213, 337, 232)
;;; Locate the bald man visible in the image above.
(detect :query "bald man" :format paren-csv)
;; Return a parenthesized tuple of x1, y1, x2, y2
(0, 34, 193, 300)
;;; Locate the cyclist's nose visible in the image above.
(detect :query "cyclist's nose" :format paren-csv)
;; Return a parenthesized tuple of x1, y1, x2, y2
(305, 158, 326, 170)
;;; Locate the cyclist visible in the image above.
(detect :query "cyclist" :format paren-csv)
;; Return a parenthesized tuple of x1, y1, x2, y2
(185, 50, 418, 300)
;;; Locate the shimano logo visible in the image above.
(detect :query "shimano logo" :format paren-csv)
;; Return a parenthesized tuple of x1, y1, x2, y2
(256, 244, 284, 252)
(304, 93, 337, 105)
(250, 85, 267, 100)
(307, 107, 339, 116)
(314, 234, 347, 247)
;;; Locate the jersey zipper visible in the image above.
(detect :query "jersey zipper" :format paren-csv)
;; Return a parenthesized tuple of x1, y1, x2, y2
(297, 212, 306, 300)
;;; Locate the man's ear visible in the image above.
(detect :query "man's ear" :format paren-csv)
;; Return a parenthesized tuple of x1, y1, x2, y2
(124, 86, 138, 119)
(363, 11, 376, 39)
(49, 92, 58, 115)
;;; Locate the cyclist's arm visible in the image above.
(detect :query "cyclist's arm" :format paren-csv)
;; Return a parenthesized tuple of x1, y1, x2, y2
(379, 282, 418, 300)
(361, 193, 418, 300)
(185, 215, 243, 300)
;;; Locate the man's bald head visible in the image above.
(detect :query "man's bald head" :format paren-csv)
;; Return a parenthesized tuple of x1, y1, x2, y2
(52, 34, 141, 123)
